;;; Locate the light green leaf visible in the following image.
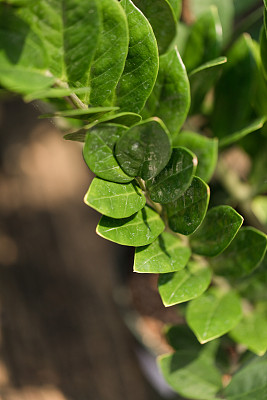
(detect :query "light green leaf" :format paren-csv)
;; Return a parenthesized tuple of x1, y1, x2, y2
(24, 86, 91, 101)
(190, 206, 243, 257)
(186, 288, 242, 343)
(158, 349, 222, 399)
(219, 117, 266, 148)
(89, 0, 129, 106)
(132, 0, 176, 54)
(143, 48, 190, 137)
(158, 261, 212, 306)
(115, 118, 171, 180)
(96, 206, 165, 246)
(134, 232, 191, 273)
(189, 57, 227, 76)
(147, 147, 197, 204)
(252, 196, 267, 225)
(211, 227, 267, 279)
(223, 354, 267, 400)
(173, 131, 218, 182)
(42, 107, 119, 120)
(165, 176, 210, 235)
(182, 7, 223, 73)
(83, 124, 132, 183)
(115, 0, 159, 113)
(230, 309, 267, 356)
(84, 178, 145, 219)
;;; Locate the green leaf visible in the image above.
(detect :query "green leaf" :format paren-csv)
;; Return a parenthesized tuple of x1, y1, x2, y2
(164, 324, 203, 352)
(83, 124, 132, 183)
(89, 0, 129, 106)
(165, 176, 210, 236)
(146, 147, 197, 204)
(173, 131, 218, 182)
(219, 117, 266, 148)
(115, 0, 159, 113)
(84, 178, 145, 219)
(211, 227, 267, 279)
(134, 232, 191, 273)
(261, 18, 267, 80)
(158, 261, 212, 307)
(186, 288, 242, 343)
(132, 0, 176, 54)
(96, 206, 165, 246)
(94, 112, 142, 127)
(223, 354, 267, 400)
(252, 196, 267, 225)
(189, 57, 227, 76)
(24, 86, 91, 101)
(230, 309, 267, 356)
(143, 48, 190, 137)
(158, 349, 222, 399)
(115, 118, 171, 180)
(182, 7, 223, 73)
(42, 107, 119, 120)
(190, 206, 243, 257)
(20, 0, 101, 88)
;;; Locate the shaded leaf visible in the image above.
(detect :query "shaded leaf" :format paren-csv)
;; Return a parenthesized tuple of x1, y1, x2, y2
(190, 206, 243, 257)
(186, 288, 242, 343)
(173, 131, 218, 182)
(165, 176, 210, 235)
(164, 324, 203, 352)
(24, 86, 91, 101)
(95, 112, 142, 127)
(189, 57, 227, 76)
(83, 124, 132, 183)
(211, 227, 267, 279)
(146, 147, 197, 204)
(219, 117, 266, 148)
(158, 261, 212, 306)
(261, 20, 267, 80)
(132, 0, 176, 54)
(251, 196, 267, 225)
(134, 232, 191, 273)
(96, 206, 165, 246)
(84, 178, 145, 219)
(42, 107, 119, 120)
(115, 0, 159, 113)
(115, 118, 171, 180)
(143, 48, 190, 137)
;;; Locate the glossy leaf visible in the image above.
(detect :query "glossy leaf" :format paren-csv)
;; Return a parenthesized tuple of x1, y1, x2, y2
(115, 118, 171, 180)
(134, 232, 191, 273)
(158, 349, 222, 399)
(115, 0, 159, 113)
(230, 309, 267, 356)
(83, 124, 132, 183)
(89, 0, 128, 106)
(190, 206, 243, 257)
(146, 147, 197, 204)
(173, 131, 218, 182)
(186, 289, 242, 343)
(132, 0, 176, 54)
(223, 354, 267, 400)
(219, 117, 266, 148)
(143, 48, 190, 137)
(165, 177, 210, 235)
(158, 261, 212, 307)
(96, 206, 165, 246)
(84, 178, 145, 219)
(211, 228, 267, 279)
(182, 7, 223, 73)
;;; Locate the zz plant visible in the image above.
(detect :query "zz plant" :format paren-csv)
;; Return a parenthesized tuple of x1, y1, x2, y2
(1, 0, 267, 398)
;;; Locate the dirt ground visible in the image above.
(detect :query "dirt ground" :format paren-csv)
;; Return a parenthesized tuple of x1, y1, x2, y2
(0, 98, 170, 400)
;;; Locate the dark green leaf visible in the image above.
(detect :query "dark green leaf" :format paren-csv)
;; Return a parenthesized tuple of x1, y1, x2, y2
(95, 112, 142, 127)
(132, 0, 176, 54)
(96, 206, 165, 246)
(134, 232, 191, 273)
(219, 117, 266, 148)
(260, 23, 267, 80)
(115, 0, 159, 113)
(84, 178, 145, 219)
(42, 107, 119, 120)
(166, 0, 182, 20)
(223, 354, 267, 400)
(143, 48, 190, 137)
(186, 288, 242, 343)
(182, 7, 223, 73)
(164, 324, 203, 352)
(83, 124, 132, 183)
(165, 176, 210, 235)
(190, 206, 243, 257)
(115, 118, 171, 180)
(158, 261, 212, 306)
(89, 0, 129, 106)
(211, 227, 267, 279)
(146, 147, 197, 204)
(230, 309, 267, 356)
(173, 131, 218, 182)
(189, 57, 227, 76)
